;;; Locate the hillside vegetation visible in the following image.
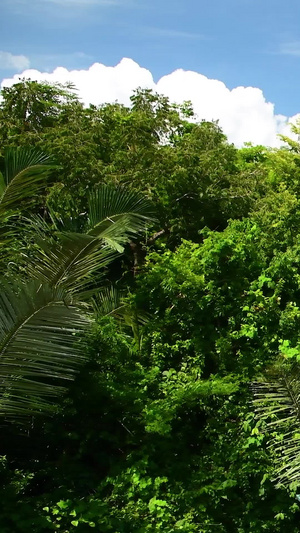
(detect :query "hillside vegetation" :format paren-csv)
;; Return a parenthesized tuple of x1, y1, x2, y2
(1, 80, 300, 531)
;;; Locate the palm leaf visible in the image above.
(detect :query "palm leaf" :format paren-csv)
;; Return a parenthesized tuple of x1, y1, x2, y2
(0, 147, 54, 216)
(252, 362, 300, 486)
(88, 185, 154, 226)
(92, 286, 150, 351)
(0, 148, 55, 273)
(49, 185, 155, 249)
(92, 285, 125, 317)
(87, 185, 155, 251)
(0, 280, 90, 419)
(25, 229, 118, 296)
(24, 186, 155, 295)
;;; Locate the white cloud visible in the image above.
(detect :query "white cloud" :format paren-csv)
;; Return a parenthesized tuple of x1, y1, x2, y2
(0, 51, 30, 70)
(1, 58, 154, 107)
(0, 57, 297, 147)
(155, 69, 293, 146)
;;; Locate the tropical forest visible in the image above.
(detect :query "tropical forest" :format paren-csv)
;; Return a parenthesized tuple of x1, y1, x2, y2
(2, 79, 300, 532)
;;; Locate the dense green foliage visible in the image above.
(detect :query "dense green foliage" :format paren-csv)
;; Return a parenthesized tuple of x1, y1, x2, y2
(2, 80, 300, 531)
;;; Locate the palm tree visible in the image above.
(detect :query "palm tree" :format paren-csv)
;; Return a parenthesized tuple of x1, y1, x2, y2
(0, 148, 154, 420)
(25, 184, 154, 297)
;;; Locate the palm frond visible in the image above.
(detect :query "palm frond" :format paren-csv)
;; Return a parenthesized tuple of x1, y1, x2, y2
(0, 147, 54, 215)
(47, 185, 155, 249)
(24, 186, 155, 295)
(252, 362, 300, 486)
(3, 148, 53, 184)
(93, 286, 150, 323)
(25, 229, 118, 296)
(92, 286, 150, 351)
(0, 172, 5, 197)
(87, 185, 155, 250)
(0, 280, 90, 419)
(88, 185, 154, 226)
(92, 286, 125, 317)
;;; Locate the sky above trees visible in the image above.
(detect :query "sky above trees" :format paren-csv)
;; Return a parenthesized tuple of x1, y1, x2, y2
(1, 0, 300, 146)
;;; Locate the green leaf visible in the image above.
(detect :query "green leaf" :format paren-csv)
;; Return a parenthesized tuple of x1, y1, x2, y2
(0, 147, 54, 217)
(0, 280, 90, 419)
(253, 362, 300, 485)
(25, 185, 155, 298)
(57, 500, 70, 510)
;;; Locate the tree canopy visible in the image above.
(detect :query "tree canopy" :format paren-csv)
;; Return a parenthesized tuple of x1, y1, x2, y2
(1, 79, 300, 532)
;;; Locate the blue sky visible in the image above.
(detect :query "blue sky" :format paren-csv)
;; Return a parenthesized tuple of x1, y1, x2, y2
(1, 0, 300, 146)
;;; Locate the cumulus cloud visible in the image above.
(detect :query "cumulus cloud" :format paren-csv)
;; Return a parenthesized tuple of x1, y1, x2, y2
(0, 51, 30, 71)
(1, 57, 297, 146)
(155, 68, 295, 146)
